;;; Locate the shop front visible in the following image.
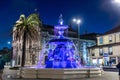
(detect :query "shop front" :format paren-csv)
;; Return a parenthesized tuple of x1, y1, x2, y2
(98, 58, 103, 65)
(103, 53, 109, 66)
(92, 58, 97, 65)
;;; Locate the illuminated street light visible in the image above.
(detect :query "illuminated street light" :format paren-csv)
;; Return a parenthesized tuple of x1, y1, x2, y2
(73, 18, 81, 24)
(7, 41, 11, 48)
(72, 18, 81, 57)
(112, 0, 120, 6)
(76, 19, 81, 24)
(7, 41, 11, 44)
(114, 0, 120, 3)
(73, 18, 76, 22)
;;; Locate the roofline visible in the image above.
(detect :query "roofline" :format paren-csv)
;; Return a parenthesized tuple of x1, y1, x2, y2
(89, 42, 120, 48)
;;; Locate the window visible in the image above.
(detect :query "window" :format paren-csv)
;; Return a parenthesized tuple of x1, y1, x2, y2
(99, 37, 103, 44)
(109, 36, 112, 42)
(18, 56, 20, 65)
(19, 43, 22, 50)
(92, 59, 97, 65)
(108, 46, 113, 55)
(99, 48, 103, 56)
(110, 57, 116, 64)
(98, 58, 103, 64)
(92, 53, 95, 56)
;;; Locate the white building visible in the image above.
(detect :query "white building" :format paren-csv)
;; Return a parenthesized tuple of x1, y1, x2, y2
(89, 26, 120, 66)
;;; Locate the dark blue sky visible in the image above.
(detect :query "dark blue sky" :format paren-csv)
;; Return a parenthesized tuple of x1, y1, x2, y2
(0, 0, 120, 48)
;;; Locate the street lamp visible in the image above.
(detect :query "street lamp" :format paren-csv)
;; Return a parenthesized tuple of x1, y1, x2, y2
(72, 18, 81, 57)
(7, 41, 11, 45)
(113, 0, 120, 3)
(7, 41, 11, 48)
(111, 0, 120, 6)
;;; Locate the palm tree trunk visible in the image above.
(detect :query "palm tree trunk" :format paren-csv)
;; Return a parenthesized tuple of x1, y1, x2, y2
(21, 30, 26, 67)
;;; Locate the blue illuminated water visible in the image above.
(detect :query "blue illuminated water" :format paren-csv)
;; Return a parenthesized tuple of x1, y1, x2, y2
(45, 41, 79, 68)
(40, 15, 81, 68)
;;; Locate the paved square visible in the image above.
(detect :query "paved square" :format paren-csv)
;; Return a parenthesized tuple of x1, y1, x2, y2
(73, 71, 119, 80)
(3, 71, 119, 80)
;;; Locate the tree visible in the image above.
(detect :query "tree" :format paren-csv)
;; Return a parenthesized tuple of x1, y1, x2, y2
(2, 48, 12, 62)
(0, 47, 11, 69)
(13, 13, 41, 67)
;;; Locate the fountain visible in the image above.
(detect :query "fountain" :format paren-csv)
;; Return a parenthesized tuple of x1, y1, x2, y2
(45, 14, 80, 68)
(21, 15, 102, 79)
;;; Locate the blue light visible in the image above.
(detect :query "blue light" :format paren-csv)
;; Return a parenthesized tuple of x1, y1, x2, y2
(44, 15, 80, 68)
(59, 14, 64, 25)
(7, 41, 11, 44)
(60, 21, 63, 25)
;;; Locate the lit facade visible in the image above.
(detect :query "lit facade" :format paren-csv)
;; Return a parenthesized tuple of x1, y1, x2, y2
(89, 31, 120, 66)
(12, 25, 41, 67)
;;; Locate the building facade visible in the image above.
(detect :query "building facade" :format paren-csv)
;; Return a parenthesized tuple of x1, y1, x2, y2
(89, 26, 120, 66)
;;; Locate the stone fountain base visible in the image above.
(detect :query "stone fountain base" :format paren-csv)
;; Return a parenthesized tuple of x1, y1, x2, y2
(21, 67, 102, 79)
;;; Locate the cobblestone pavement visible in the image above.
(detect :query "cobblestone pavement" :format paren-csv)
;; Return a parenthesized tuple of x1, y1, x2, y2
(3, 71, 119, 80)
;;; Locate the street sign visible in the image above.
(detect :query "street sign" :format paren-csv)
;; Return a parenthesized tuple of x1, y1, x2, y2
(103, 53, 109, 57)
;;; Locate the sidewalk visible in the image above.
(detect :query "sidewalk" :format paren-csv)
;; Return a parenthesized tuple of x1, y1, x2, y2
(78, 71, 119, 80)
(3, 71, 119, 80)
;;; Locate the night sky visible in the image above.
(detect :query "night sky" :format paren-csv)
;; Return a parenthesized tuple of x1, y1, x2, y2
(0, 0, 120, 48)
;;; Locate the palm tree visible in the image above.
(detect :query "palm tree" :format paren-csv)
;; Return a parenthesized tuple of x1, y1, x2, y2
(13, 13, 41, 67)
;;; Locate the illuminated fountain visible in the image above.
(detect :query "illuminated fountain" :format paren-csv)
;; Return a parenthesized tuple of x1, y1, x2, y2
(45, 14, 80, 68)
(21, 15, 102, 79)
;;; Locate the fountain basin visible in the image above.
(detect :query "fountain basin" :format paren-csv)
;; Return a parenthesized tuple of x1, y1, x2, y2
(21, 67, 102, 79)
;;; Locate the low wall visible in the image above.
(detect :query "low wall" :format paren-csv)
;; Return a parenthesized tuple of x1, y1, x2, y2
(21, 68, 102, 79)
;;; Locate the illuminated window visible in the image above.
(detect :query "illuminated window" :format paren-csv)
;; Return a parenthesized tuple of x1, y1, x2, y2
(98, 58, 103, 64)
(92, 59, 97, 65)
(99, 48, 103, 56)
(108, 46, 113, 55)
(99, 37, 103, 44)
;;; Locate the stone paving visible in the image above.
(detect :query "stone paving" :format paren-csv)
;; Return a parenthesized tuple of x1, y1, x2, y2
(74, 71, 119, 80)
(3, 71, 119, 80)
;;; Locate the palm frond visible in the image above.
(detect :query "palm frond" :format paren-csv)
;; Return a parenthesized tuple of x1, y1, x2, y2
(27, 14, 39, 23)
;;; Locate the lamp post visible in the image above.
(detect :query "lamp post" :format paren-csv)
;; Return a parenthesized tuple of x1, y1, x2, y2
(113, 0, 120, 3)
(73, 18, 81, 57)
(111, 0, 120, 6)
(7, 41, 11, 48)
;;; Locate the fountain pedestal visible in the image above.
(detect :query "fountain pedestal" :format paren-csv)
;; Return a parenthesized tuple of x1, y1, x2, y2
(21, 67, 102, 79)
